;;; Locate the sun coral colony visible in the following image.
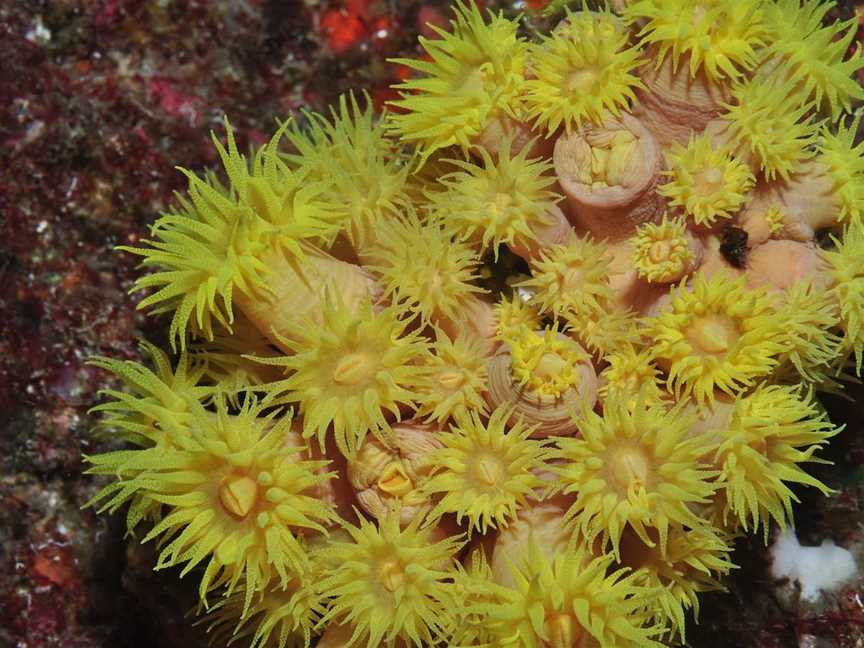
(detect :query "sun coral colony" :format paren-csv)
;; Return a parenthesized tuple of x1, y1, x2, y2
(86, 1, 864, 646)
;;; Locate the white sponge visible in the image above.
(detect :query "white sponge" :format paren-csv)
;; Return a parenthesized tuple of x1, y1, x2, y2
(770, 529, 857, 602)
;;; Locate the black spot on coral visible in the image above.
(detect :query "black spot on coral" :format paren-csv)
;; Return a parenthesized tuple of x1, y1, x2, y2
(720, 226, 748, 268)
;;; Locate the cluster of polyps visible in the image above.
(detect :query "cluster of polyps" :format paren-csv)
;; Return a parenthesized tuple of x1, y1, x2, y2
(86, 1, 864, 646)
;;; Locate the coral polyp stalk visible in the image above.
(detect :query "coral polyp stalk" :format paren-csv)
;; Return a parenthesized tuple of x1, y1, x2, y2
(736, 160, 840, 246)
(553, 111, 664, 241)
(632, 53, 730, 146)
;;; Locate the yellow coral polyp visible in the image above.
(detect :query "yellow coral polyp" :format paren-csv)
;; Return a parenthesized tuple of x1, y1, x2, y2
(487, 540, 667, 647)
(648, 272, 785, 407)
(551, 391, 718, 559)
(281, 92, 412, 251)
(721, 78, 819, 182)
(255, 294, 431, 457)
(202, 571, 326, 648)
(711, 384, 840, 537)
(525, 8, 645, 135)
(821, 221, 864, 374)
(771, 282, 844, 384)
(422, 406, 550, 534)
(658, 134, 754, 226)
(120, 118, 341, 348)
(625, 0, 766, 82)
(763, 204, 786, 236)
(509, 325, 589, 398)
(362, 216, 486, 325)
(450, 550, 505, 647)
(84, 395, 335, 615)
(431, 136, 561, 258)
(517, 233, 613, 316)
(763, 0, 864, 119)
(618, 525, 734, 641)
(88, 341, 206, 447)
(494, 292, 543, 342)
(632, 215, 696, 283)
(819, 115, 864, 227)
(415, 329, 490, 425)
(599, 343, 666, 407)
(190, 313, 284, 406)
(315, 513, 463, 647)
(387, 0, 527, 161)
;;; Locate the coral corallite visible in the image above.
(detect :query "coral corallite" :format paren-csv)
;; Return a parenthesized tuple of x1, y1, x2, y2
(84, 1, 864, 645)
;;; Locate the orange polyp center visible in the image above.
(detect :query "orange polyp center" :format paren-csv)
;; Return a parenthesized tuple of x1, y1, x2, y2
(474, 455, 503, 487)
(379, 560, 405, 592)
(545, 613, 581, 648)
(438, 370, 465, 391)
(566, 68, 598, 94)
(489, 192, 514, 221)
(648, 240, 672, 263)
(563, 266, 583, 290)
(377, 463, 414, 496)
(747, 435, 768, 453)
(219, 474, 259, 519)
(609, 446, 650, 492)
(697, 167, 724, 194)
(536, 351, 567, 382)
(688, 315, 736, 355)
(333, 353, 372, 386)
